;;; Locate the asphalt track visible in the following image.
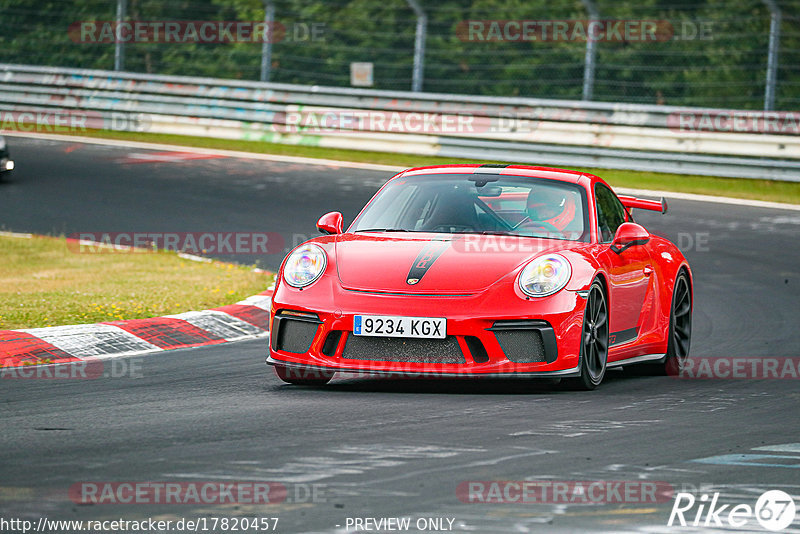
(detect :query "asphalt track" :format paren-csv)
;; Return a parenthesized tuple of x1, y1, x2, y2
(1, 136, 800, 534)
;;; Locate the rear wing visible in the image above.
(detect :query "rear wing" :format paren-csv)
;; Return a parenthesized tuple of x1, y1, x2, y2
(618, 195, 668, 214)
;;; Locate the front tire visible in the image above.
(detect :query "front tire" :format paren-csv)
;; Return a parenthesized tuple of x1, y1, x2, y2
(274, 365, 334, 386)
(568, 280, 609, 390)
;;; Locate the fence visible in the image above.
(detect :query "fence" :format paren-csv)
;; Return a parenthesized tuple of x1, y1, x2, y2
(1, 63, 799, 181)
(1, 0, 799, 111)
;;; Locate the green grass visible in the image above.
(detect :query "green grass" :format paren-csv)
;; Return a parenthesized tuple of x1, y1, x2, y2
(62, 128, 800, 205)
(0, 235, 273, 330)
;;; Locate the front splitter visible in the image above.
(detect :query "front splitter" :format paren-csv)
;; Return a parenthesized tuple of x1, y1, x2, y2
(266, 356, 581, 378)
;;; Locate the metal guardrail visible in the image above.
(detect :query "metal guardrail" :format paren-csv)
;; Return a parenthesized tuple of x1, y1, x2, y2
(1, 63, 799, 181)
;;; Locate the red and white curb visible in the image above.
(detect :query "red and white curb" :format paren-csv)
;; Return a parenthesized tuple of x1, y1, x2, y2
(0, 291, 272, 369)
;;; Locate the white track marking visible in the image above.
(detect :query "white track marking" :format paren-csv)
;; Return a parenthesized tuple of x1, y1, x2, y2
(121, 151, 224, 163)
(510, 420, 662, 438)
(753, 443, 800, 453)
(20, 324, 162, 358)
(235, 294, 272, 310)
(164, 310, 266, 340)
(165, 444, 489, 484)
(0, 231, 33, 238)
(176, 252, 213, 263)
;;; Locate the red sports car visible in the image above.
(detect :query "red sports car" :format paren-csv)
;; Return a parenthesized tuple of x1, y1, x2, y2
(266, 164, 692, 389)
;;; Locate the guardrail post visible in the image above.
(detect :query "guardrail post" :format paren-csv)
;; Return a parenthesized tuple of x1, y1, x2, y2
(114, 0, 127, 71)
(763, 0, 781, 111)
(581, 0, 599, 101)
(405, 0, 427, 92)
(260, 1, 275, 82)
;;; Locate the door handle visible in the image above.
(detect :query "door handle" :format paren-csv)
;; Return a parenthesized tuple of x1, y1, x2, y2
(643, 265, 654, 277)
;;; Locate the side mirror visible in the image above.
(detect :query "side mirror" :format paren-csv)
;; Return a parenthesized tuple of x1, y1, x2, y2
(317, 211, 343, 235)
(610, 222, 650, 254)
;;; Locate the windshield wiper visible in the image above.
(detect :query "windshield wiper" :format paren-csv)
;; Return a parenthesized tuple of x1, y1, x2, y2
(355, 228, 410, 233)
(450, 230, 514, 236)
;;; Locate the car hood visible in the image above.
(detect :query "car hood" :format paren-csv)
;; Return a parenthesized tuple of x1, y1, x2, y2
(334, 232, 583, 294)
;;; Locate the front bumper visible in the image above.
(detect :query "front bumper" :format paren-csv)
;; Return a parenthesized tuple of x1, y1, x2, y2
(266, 276, 586, 377)
(266, 355, 580, 378)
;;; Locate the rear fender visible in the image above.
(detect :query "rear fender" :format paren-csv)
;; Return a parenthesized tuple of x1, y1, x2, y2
(647, 236, 692, 331)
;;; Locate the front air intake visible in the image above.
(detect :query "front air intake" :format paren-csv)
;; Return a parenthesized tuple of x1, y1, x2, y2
(488, 320, 558, 364)
(342, 335, 466, 364)
(271, 311, 321, 354)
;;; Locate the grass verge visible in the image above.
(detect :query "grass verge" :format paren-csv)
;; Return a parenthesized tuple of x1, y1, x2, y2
(0, 234, 273, 330)
(55, 128, 800, 205)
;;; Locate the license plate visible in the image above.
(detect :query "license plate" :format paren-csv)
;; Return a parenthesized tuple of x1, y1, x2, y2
(353, 315, 446, 339)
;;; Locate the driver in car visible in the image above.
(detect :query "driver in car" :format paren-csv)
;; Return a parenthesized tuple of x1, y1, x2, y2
(520, 186, 576, 238)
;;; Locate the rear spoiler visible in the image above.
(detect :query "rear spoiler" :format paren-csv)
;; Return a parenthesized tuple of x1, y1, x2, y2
(618, 195, 668, 214)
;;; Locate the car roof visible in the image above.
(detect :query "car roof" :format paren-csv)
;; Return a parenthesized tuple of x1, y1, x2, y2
(397, 164, 597, 186)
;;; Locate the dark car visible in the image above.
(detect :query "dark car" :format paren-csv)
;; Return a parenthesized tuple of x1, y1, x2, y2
(0, 135, 14, 175)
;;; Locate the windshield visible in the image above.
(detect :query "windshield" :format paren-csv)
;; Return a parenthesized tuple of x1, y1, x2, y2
(351, 173, 589, 241)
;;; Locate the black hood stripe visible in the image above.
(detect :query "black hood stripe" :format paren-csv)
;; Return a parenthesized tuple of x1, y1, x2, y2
(406, 241, 449, 285)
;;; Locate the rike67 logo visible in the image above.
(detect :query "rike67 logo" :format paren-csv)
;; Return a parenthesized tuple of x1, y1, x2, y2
(669, 490, 796, 531)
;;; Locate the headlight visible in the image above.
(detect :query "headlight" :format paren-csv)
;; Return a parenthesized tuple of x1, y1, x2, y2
(518, 254, 571, 297)
(283, 244, 327, 288)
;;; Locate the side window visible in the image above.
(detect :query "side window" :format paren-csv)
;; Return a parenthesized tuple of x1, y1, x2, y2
(595, 184, 626, 243)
